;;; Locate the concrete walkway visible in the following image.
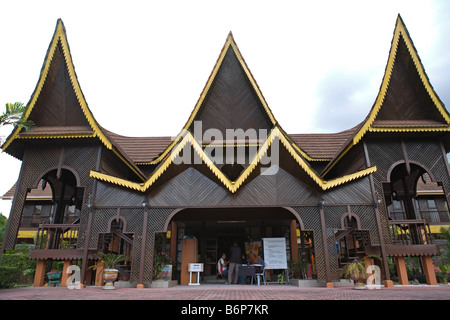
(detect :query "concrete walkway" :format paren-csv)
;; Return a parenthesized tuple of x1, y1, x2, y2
(1, 283, 449, 300)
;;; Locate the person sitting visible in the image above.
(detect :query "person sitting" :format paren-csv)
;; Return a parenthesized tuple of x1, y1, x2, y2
(217, 253, 229, 279)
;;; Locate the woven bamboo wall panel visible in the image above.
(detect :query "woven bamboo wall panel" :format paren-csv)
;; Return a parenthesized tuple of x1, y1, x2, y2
(192, 47, 272, 135)
(4, 143, 99, 250)
(366, 139, 405, 245)
(404, 139, 450, 209)
(29, 42, 90, 127)
(291, 206, 327, 282)
(376, 38, 443, 122)
(325, 177, 373, 204)
(147, 166, 320, 207)
(95, 181, 146, 207)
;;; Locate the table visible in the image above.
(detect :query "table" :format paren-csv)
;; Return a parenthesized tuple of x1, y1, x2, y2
(239, 265, 256, 285)
(239, 265, 265, 285)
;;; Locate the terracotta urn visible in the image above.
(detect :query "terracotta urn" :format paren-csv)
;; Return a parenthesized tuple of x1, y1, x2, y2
(102, 269, 119, 290)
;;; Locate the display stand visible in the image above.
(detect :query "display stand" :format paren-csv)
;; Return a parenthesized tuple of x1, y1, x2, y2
(188, 263, 203, 286)
(262, 238, 289, 284)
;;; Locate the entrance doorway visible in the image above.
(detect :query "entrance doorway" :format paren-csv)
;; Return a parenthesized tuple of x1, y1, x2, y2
(167, 207, 315, 282)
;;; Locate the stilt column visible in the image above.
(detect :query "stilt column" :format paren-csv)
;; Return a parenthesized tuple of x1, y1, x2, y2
(396, 256, 409, 285)
(422, 255, 437, 285)
(60, 260, 72, 287)
(33, 259, 47, 287)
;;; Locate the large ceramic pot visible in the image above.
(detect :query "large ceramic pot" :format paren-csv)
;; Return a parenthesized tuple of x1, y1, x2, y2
(353, 281, 367, 290)
(102, 269, 119, 290)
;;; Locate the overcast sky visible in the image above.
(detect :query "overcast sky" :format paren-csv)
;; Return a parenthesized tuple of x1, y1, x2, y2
(0, 1, 449, 217)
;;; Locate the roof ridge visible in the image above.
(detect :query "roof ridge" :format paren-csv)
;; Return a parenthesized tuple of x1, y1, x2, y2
(1, 19, 146, 181)
(321, 15, 450, 178)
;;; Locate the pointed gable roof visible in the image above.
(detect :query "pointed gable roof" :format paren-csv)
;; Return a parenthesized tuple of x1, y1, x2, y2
(90, 32, 376, 192)
(321, 15, 450, 178)
(186, 32, 277, 132)
(1, 19, 146, 181)
(141, 32, 281, 166)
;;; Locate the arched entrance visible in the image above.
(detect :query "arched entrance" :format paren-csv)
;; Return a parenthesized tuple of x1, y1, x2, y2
(382, 161, 445, 285)
(35, 168, 84, 225)
(30, 168, 84, 250)
(163, 207, 316, 283)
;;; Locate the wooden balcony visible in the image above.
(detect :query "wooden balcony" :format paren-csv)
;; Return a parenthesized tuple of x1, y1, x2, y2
(387, 219, 440, 257)
(30, 223, 100, 261)
(35, 223, 79, 250)
(389, 219, 433, 246)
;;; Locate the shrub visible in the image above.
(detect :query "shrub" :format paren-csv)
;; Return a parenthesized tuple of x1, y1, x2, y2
(0, 251, 36, 286)
(0, 266, 22, 289)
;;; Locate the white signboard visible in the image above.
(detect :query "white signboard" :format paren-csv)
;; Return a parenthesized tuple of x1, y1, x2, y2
(188, 263, 204, 272)
(263, 238, 288, 269)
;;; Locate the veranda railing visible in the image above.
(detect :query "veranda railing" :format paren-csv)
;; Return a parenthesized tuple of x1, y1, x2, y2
(35, 224, 79, 250)
(389, 219, 433, 246)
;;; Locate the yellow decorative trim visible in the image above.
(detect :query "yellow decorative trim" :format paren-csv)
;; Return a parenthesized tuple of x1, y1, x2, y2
(416, 192, 444, 196)
(90, 171, 144, 191)
(354, 16, 450, 145)
(230, 40, 277, 125)
(143, 32, 281, 166)
(322, 166, 377, 190)
(322, 16, 450, 178)
(17, 231, 38, 239)
(91, 126, 376, 192)
(369, 127, 450, 133)
(429, 225, 449, 234)
(17, 133, 95, 140)
(1, 20, 145, 182)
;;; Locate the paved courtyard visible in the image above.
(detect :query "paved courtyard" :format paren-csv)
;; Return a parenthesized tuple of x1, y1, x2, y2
(1, 284, 449, 300)
(1, 284, 448, 318)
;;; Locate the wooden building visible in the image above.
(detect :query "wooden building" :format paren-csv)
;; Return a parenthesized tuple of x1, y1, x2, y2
(1, 15, 449, 288)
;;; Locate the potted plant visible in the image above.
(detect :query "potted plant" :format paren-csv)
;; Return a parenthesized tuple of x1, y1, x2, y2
(341, 255, 382, 289)
(154, 251, 172, 280)
(89, 252, 127, 290)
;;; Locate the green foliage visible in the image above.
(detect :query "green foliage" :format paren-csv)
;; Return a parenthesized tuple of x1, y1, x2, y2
(153, 233, 171, 279)
(0, 213, 7, 248)
(89, 252, 127, 270)
(277, 272, 285, 283)
(341, 255, 382, 284)
(438, 227, 450, 283)
(0, 266, 22, 289)
(0, 102, 34, 131)
(288, 258, 308, 279)
(0, 247, 36, 287)
(89, 252, 127, 282)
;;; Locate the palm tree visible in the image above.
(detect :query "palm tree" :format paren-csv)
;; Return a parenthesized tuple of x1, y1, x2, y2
(0, 102, 34, 131)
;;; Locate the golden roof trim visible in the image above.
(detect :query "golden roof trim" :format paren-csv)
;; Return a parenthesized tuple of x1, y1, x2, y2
(322, 15, 450, 177)
(142, 32, 280, 166)
(17, 133, 95, 140)
(91, 127, 376, 192)
(1, 20, 146, 181)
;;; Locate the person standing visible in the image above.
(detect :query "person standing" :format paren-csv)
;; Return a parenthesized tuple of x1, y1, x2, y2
(228, 241, 241, 284)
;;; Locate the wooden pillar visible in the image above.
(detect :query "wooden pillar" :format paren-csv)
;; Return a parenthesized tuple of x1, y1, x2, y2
(60, 260, 72, 287)
(170, 221, 177, 264)
(180, 238, 198, 285)
(396, 256, 409, 285)
(290, 220, 298, 263)
(33, 259, 47, 287)
(94, 260, 104, 287)
(422, 255, 437, 285)
(319, 202, 332, 286)
(137, 207, 148, 288)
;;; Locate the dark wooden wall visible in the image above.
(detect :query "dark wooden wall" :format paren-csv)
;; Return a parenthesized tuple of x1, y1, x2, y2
(2, 141, 101, 250)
